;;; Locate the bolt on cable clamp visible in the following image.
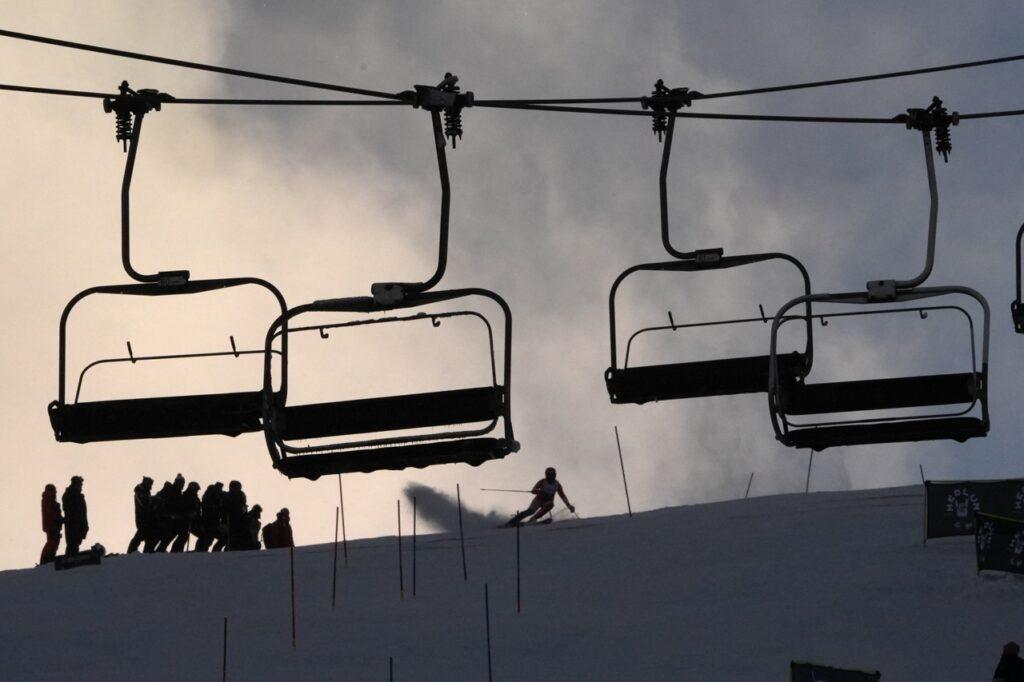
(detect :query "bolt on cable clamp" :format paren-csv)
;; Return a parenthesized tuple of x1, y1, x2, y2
(641, 80, 701, 141)
(901, 96, 959, 162)
(102, 81, 175, 151)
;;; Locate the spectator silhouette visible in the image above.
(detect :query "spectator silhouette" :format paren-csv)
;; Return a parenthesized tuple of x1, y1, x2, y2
(994, 641, 1024, 682)
(154, 474, 185, 552)
(61, 476, 88, 555)
(196, 482, 224, 552)
(243, 505, 263, 550)
(40, 484, 63, 564)
(225, 481, 248, 551)
(151, 481, 174, 551)
(171, 481, 201, 552)
(127, 477, 154, 554)
(262, 508, 294, 550)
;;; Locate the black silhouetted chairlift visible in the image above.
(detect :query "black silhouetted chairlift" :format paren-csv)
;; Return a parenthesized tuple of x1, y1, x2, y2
(767, 100, 990, 451)
(47, 84, 288, 443)
(606, 84, 813, 404)
(1011, 222, 1024, 333)
(262, 78, 519, 480)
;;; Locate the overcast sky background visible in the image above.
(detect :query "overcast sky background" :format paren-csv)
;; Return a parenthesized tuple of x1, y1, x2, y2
(1, 1, 1023, 570)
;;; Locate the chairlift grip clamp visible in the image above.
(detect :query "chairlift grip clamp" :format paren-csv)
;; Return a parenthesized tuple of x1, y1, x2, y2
(901, 97, 959, 162)
(641, 80, 701, 141)
(156, 270, 190, 286)
(102, 81, 175, 151)
(403, 73, 474, 148)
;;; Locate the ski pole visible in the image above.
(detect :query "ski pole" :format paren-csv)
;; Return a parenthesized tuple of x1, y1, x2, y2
(480, 488, 533, 493)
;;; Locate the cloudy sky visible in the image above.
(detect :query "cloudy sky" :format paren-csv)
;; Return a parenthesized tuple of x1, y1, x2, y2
(2, 1, 1023, 570)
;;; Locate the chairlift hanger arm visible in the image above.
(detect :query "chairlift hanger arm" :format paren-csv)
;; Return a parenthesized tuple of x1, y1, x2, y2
(108, 82, 189, 284)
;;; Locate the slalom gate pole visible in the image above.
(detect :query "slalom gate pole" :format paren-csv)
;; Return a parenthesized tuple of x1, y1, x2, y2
(338, 474, 348, 567)
(457, 484, 468, 582)
(389, 656, 394, 681)
(290, 546, 296, 649)
(804, 451, 814, 494)
(614, 425, 633, 517)
(397, 499, 405, 601)
(484, 583, 493, 682)
(516, 516, 521, 614)
(744, 472, 755, 499)
(222, 617, 228, 682)
(412, 496, 417, 598)
(919, 463, 926, 484)
(332, 506, 339, 609)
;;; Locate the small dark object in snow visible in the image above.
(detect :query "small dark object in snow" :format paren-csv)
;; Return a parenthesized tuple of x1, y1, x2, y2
(54, 545, 104, 571)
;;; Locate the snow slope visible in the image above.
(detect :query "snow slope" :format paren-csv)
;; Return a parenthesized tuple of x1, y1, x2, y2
(0, 486, 1018, 680)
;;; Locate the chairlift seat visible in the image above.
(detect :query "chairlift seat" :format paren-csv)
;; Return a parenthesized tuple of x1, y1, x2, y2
(277, 386, 504, 441)
(48, 391, 266, 443)
(275, 437, 517, 480)
(781, 417, 987, 451)
(606, 352, 806, 404)
(778, 372, 981, 415)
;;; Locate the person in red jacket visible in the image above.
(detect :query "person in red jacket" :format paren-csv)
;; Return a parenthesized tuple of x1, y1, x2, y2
(40, 484, 63, 565)
(261, 508, 295, 549)
(504, 467, 575, 526)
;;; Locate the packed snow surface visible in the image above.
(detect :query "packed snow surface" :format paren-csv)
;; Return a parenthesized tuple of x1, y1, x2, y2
(0, 485, 1018, 680)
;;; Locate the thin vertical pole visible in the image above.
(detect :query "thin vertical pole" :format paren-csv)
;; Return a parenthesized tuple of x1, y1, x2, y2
(919, 463, 926, 484)
(744, 472, 755, 499)
(515, 516, 521, 614)
(332, 506, 339, 609)
(389, 656, 394, 681)
(338, 474, 348, 567)
(805, 451, 814, 494)
(457, 484, 468, 582)
(484, 583, 493, 682)
(290, 546, 296, 649)
(397, 500, 404, 601)
(614, 426, 633, 517)
(222, 617, 228, 682)
(412, 496, 417, 598)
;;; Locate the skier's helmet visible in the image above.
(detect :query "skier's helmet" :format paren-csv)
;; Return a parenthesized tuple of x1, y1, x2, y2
(545, 467, 556, 480)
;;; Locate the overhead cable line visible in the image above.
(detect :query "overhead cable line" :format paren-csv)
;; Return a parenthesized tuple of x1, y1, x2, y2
(695, 53, 1024, 101)
(0, 83, 110, 98)
(0, 28, 402, 100)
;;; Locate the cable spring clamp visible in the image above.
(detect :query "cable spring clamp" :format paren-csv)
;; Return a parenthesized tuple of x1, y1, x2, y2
(404, 73, 475, 148)
(102, 81, 175, 151)
(902, 96, 959, 162)
(641, 80, 699, 141)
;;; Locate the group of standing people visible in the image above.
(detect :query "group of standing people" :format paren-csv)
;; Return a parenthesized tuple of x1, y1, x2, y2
(39, 474, 294, 565)
(40, 476, 88, 564)
(127, 475, 293, 553)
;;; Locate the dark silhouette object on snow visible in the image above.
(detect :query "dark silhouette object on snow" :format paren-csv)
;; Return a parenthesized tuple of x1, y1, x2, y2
(127, 476, 154, 553)
(171, 481, 201, 552)
(262, 508, 294, 549)
(994, 641, 1024, 682)
(61, 476, 88, 555)
(505, 467, 574, 526)
(40, 484, 63, 564)
(152, 476, 184, 552)
(196, 482, 225, 551)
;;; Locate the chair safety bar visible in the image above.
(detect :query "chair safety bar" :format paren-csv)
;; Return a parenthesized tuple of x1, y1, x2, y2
(767, 286, 990, 451)
(606, 253, 814, 403)
(48, 277, 288, 443)
(262, 288, 518, 479)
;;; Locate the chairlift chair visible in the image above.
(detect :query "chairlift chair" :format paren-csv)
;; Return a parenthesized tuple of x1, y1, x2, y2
(767, 101, 990, 451)
(606, 94, 814, 404)
(47, 84, 289, 443)
(261, 83, 519, 479)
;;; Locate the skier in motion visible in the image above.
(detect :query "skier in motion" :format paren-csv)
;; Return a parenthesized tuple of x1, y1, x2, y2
(505, 467, 575, 527)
